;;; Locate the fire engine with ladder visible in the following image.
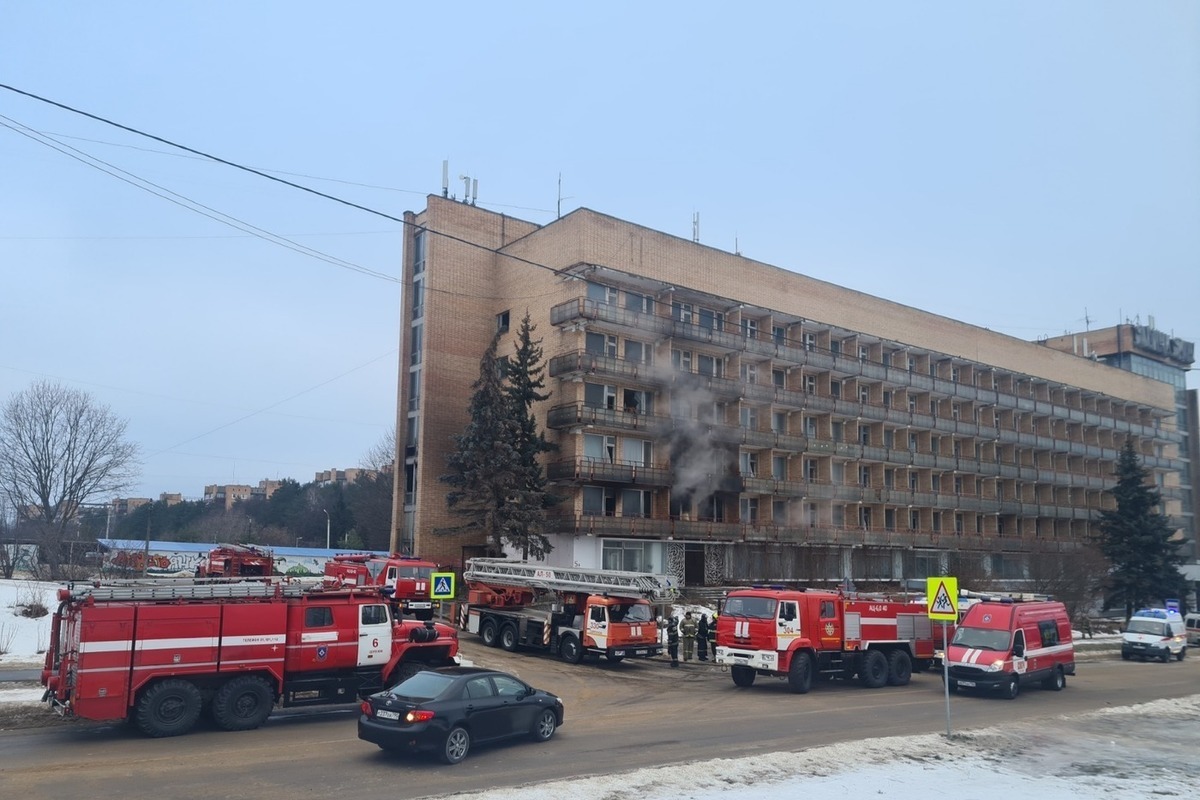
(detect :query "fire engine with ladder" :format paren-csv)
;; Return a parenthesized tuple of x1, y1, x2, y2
(40, 574, 459, 737)
(461, 558, 678, 664)
(715, 586, 936, 693)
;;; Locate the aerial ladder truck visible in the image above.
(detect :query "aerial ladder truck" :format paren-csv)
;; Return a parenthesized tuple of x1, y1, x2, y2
(461, 558, 678, 664)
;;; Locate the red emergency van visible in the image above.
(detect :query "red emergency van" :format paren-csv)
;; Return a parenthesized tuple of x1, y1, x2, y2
(944, 600, 1074, 699)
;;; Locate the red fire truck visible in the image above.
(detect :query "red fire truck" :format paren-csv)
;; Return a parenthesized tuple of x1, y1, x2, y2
(461, 558, 678, 664)
(715, 587, 936, 693)
(323, 553, 441, 619)
(40, 576, 459, 737)
(195, 544, 275, 578)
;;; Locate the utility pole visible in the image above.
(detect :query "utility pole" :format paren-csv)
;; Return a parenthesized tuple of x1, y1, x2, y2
(324, 509, 331, 550)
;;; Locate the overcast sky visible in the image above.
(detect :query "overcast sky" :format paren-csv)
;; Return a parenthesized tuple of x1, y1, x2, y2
(2, 2, 1197, 502)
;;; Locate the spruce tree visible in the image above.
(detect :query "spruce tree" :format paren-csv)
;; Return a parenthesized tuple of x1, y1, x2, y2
(1098, 438, 1187, 618)
(440, 335, 521, 552)
(502, 312, 560, 559)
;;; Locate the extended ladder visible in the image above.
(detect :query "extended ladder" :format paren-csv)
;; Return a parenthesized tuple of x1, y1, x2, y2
(463, 558, 678, 602)
(68, 577, 317, 603)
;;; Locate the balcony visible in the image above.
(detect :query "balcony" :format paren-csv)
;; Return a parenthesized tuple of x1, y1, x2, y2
(546, 402, 670, 435)
(549, 351, 658, 388)
(546, 457, 672, 488)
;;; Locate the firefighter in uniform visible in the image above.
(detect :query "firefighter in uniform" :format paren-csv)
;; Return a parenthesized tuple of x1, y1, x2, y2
(666, 616, 680, 668)
(680, 611, 698, 661)
(696, 613, 709, 661)
(707, 612, 718, 659)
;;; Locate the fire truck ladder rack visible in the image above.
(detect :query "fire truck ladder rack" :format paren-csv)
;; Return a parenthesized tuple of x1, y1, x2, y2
(463, 558, 678, 602)
(69, 579, 310, 603)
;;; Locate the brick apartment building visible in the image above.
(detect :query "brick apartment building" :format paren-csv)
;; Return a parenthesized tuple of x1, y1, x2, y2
(393, 195, 1183, 589)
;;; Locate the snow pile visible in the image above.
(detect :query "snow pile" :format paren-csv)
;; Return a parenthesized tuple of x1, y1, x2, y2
(0, 578, 55, 668)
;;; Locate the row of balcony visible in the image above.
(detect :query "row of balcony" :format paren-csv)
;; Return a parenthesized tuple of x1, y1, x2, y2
(545, 403, 1136, 491)
(549, 350, 1179, 469)
(548, 512, 1067, 553)
(547, 457, 1103, 519)
(549, 299, 1175, 442)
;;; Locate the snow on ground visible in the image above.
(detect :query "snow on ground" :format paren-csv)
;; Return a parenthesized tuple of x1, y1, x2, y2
(3, 578, 1194, 797)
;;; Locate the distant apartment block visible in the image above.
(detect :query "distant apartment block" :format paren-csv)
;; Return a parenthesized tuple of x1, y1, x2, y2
(314, 468, 377, 487)
(110, 497, 152, 516)
(204, 484, 252, 510)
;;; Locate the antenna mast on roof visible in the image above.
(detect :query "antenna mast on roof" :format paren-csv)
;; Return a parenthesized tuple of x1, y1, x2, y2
(693, 212, 700, 243)
(442, 160, 449, 198)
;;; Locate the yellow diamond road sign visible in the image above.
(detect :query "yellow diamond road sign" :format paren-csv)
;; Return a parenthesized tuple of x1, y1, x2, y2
(926, 576, 958, 621)
(431, 572, 456, 600)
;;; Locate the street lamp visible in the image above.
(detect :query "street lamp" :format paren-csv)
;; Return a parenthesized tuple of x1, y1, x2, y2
(324, 509, 331, 550)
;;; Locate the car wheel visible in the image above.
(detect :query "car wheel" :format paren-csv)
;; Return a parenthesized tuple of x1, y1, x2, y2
(441, 726, 471, 764)
(859, 650, 888, 689)
(500, 624, 519, 652)
(530, 708, 557, 742)
(787, 652, 813, 694)
(559, 635, 583, 664)
(886, 650, 912, 686)
(1121, 651, 1131, 661)
(211, 675, 274, 731)
(1177, 647, 1187, 662)
(135, 679, 203, 738)
(1003, 675, 1020, 700)
(480, 620, 499, 648)
(731, 665, 756, 687)
(1161, 651, 1171, 663)
(1041, 665, 1065, 691)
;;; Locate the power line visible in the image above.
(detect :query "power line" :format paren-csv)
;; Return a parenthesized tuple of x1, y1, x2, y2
(0, 83, 571, 279)
(0, 115, 398, 283)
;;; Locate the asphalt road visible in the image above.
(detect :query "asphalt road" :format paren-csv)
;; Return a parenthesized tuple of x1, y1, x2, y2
(2, 640, 1195, 800)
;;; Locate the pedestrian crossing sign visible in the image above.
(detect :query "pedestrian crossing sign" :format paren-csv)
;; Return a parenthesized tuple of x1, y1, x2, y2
(431, 572, 456, 600)
(926, 576, 958, 621)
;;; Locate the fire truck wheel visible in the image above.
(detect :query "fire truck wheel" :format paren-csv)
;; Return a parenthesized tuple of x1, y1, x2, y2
(530, 708, 557, 742)
(212, 675, 274, 731)
(500, 624, 519, 652)
(1003, 675, 1020, 700)
(731, 665, 756, 687)
(441, 726, 471, 764)
(559, 635, 583, 664)
(135, 679, 203, 738)
(787, 652, 813, 694)
(480, 619, 500, 647)
(886, 650, 912, 686)
(859, 650, 889, 689)
(1041, 665, 1066, 691)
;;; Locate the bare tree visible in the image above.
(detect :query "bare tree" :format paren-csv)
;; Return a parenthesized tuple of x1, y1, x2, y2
(0, 381, 139, 579)
(361, 426, 397, 472)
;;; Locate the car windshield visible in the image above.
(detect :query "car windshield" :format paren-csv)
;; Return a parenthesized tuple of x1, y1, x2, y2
(1126, 619, 1169, 636)
(722, 596, 777, 620)
(610, 602, 654, 623)
(952, 626, 1011, 651)
(388, 671, 458, 700)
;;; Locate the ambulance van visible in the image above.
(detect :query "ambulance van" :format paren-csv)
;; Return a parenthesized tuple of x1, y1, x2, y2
(1121, 608, 1186, 662)
(944, 600, 1074, 700)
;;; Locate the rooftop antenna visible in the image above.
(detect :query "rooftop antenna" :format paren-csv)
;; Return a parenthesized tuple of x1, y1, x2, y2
(1083, 307, 1091, 331)
(692, 212, 700, 243)
(471, 178, 478, 206)
(442, 160, 449, 198)
(459, 174, 470, 203)
(734, 234, 741, 256)
(557, 173, 574, 218)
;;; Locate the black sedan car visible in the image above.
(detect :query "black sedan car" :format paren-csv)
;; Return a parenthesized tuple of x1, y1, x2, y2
(358, 666, 564, 764)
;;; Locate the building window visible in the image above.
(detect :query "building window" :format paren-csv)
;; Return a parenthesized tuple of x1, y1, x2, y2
(584, 433, 616, 463)
(602, 540, 659, 573)
(859, 466, 870, 487)
(411, 279, 424, 319)
(830, 380, 841, 398)
(410, 324, 423, 366)
(588, 282, 617, 305)
(671, 349, 693, 372)
(740, 451, 758, 477)
(804, 333, 816, 351)
(741, 363, 757, 384)
(859, 386, 870, 404)
(496, 310, 510, 334)
(625, 291, 653, 314)
(805, 459, 818, 482)
(412, 229, 426, 275)
(621, 489, 652, 517)
(697, 353, 722, 377)
(772, 369, 785, 388)
(858, 345, 869, 362)
(698, 307, 724, 331)
(860, 426, 870, 446)
(583, 486, 616, 516)
(741, 319, 758, 339)
(673, 302, 694, 323)
(772, 411, 786, 433)
(804, 375, 816, 394)
(772, 455, 786, 479)
(773, 326, 785, 344)
(739, 497, 759, 524)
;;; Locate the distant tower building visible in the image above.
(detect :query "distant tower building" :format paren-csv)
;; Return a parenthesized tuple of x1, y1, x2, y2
(1042, 323, 1197, 569)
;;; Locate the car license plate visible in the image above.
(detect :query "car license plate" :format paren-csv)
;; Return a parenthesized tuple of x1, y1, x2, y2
(957, 680, 976, 688)
(375, 709, 401, 720)
(633, 649, 647, 655)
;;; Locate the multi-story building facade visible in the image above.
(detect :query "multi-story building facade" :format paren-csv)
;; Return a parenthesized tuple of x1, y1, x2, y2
(1042, 323, 1196, 564)
(393, 196, 1182, 589)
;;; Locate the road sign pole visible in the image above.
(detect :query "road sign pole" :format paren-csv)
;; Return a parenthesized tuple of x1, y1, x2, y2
(942, 622, 952, 736)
